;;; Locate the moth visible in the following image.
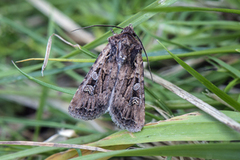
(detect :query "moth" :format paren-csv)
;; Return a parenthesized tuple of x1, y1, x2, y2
(68, 24, 145, 132)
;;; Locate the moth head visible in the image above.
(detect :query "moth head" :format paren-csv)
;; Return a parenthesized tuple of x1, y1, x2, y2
(121, 24, 136, 36)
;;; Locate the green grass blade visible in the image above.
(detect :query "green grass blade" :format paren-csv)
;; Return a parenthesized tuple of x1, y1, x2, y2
(141, 26, 195, 51)
(0, 64, 42, 78)
(1, 63, 93, 85)
(88, 111, 240, 147)
(147, 45, 240, 61)
(225, 78, 240, 93)
(165, 20, 240, 26)
(209, 56, 240, 79)
(12, 61, 75, 95)
(33, 87, 48, 141)
(72, 143, 240, 160)
(157, 41, 240, 111)
(144, 87, 173, 115)
(144, 6, 240, 15)
(0, 117, 97, 133)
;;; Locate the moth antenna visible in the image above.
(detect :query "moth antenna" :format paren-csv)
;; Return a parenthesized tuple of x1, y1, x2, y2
(41, 33, 81, 76)
(135, 35, 153, 81)
(71, 25, 123, 32)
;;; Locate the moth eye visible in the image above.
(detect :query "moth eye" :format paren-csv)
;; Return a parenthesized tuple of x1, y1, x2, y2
(83, 85, 94, 95)
(92, 71, 98, 80)
(133, 83, 140, 91)
(131, 97, 140, 105)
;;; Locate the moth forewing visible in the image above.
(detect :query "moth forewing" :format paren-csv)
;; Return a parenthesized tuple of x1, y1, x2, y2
(109, 50, 145, 132)
(68, 44, 112, 120)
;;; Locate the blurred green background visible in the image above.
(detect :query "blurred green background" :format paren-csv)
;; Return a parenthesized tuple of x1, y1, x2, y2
(0, 0, 240, 159)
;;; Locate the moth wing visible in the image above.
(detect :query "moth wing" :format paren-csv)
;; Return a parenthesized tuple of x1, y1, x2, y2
(109, 52, 145, 132)
(68, 44, 116, 120)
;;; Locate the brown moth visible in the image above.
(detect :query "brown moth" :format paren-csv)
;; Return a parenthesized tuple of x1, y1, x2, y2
(68, 24, 145, 132)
